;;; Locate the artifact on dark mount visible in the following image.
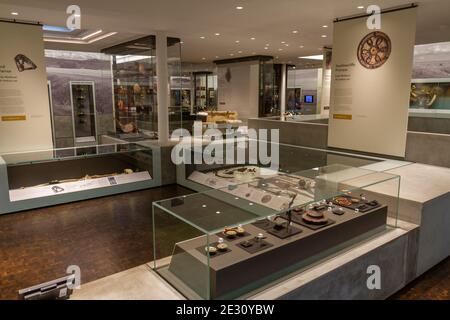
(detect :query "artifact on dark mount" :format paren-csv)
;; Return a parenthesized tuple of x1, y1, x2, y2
(302, 210, 328, 225)
(205, 246, 217, 255)
(216, 243, 228, 252)
(14, 54, 37, 72)
(357, 31, 391, 69)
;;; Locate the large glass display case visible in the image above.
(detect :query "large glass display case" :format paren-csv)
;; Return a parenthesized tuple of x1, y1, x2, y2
(153, 163, 400, 299)
(0, 143, 161, 214)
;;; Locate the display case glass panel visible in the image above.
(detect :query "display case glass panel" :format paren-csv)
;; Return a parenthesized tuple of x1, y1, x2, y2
(154, 163, 400, 299)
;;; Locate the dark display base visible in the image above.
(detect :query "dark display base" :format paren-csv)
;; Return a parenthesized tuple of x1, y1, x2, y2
(252, 219, 276, 231)
(296, 218, 336, 231)
(267, 224, 303, 239)
(237, 239, 274, 254)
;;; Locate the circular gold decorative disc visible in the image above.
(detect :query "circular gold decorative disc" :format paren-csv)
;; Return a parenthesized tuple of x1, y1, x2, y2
(357, 31, 391, 69)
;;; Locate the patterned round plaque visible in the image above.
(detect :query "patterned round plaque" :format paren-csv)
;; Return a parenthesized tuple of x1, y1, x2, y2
(357, 31, 391, 69)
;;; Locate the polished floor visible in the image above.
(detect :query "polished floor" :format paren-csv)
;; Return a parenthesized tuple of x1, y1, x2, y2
(0, 186, 448, 300)
(0, 185, 192, 300)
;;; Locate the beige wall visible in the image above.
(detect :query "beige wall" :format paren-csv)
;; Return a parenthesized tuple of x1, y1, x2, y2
(217, 61, 260, 123)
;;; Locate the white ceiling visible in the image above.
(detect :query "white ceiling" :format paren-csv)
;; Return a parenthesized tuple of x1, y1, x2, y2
(0, 0, 449, 64)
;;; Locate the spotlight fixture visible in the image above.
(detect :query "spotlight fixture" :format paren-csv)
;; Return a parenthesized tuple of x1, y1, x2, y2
(281, 41, 286, 44)
(321, 35, 327, 38)
(322, 25, 328, 28)
(278, 48, 283, 51)
(11, 12, 19, 16)
(215, 55, 219, 58)
(236, 6, 243, 10)
(250, 37, 255, 40)
(299, 45, 304, 48)
(214, 33, 220, 36)
(238, 50, 242, 53)
(357, 5, 364, 9)
(235, 40, 240, 43)
(292, 30, 299, 34)
(229, 53, 234, 56)
(202, 57, 206, 60)
(180, 41, 184, 44)
(264, 47, 268, 50)
(200, 36, 205, 39)
(284, 44, 289, 46)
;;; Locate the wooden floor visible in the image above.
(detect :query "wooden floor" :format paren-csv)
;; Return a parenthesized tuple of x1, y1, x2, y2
(0, 185, 448, 300)
(0, 185, 192, 300)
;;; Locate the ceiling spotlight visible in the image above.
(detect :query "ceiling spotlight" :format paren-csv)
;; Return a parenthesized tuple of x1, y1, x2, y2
(299, 45, 304, 48)
(321, 35, 327, 38)
(215, 55, 219, 58)
(357, 5, 364, 9)
(322, 25, 328, 28)
(264, 47, 268, 50)
(235, 40, 240, 43)
(180, 41, 184, 44)
(229, 53, 234, 56)
(202, 57, 206, 60)
(278, 48, 283, 51)
(214, 33, 220, 36)
(11, 12, 19, 16)
(265, 43, 270, 46)
(284, 44, 289, 46)
(281, 41, 285, 44)
(292, 30, 299, 34)
(200, 36, 205, 39)
(250, 37, 255, 40)
(238, 50, 242, 53)
(236, 6, 244, 10)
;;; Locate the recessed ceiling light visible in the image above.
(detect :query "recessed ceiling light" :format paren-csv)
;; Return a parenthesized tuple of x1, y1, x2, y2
(281, 41, 286, 44)
(265, 43, 270, 46)
(321, 35, 327, 38)
(284, 44, 289, 46)
(298, 54, 324, 60)
(250, 37, 255, 40)
(238, 50, 242, 53)
(214, 33, 220, 36)
(299, 45, 304, 48)
(292, 30, 299, 34)
(275, 56, 279, 59)
(202, 57, 206, 60)
(357, 5, 364, 9)
(229, 53, 234, 56)
(180, 41, 184, 44)
(264, 47, 268, 50)
(11, 12, 19, 16)
(200, 36, 205, 39)
(215, 55, 219, 58)
(236, 6, 243, 10)
(235, 40, 240, 43)
(322, 25, 328, 28)
(278, 48, 283, 51)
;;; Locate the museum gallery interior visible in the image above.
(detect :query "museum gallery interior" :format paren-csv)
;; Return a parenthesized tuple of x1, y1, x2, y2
(0, 0, 449, 300)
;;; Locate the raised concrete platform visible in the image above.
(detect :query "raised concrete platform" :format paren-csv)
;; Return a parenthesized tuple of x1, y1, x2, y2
(70, 220, 419, 300)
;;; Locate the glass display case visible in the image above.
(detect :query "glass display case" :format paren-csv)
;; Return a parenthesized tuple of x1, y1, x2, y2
(193, 71, 217, 112)
(70, 81, 97, 143)
(153, 163, 400, 299)
(0, 143, 161, 214)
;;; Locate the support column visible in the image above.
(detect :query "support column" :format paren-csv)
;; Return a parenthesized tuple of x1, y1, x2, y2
(156, 31, 169, 143)
(280, 64, 287, 116)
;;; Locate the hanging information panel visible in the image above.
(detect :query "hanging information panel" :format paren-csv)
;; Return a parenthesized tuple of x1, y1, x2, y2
(0, 21, 53, 153)
(328, 7, 417, 157)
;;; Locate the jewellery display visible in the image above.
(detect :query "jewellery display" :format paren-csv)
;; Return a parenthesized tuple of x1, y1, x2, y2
(215, 166, 259, 180)
(237, 236, 273, 254)
(331, 194, 381, 213)
(198, 241, 231, 258)
(219, 226, 249, 241)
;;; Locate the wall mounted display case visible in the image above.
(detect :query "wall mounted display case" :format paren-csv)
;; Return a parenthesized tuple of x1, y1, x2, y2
(0, 143, 161, 214)
(70, 81, 97, 144)
(153, 163, 400, 299)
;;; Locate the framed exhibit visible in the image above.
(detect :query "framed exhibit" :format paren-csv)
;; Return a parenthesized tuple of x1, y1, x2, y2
(154, 162, 400, 299)
(70, 81, 97, 144)
(410, 79, 450, 110)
